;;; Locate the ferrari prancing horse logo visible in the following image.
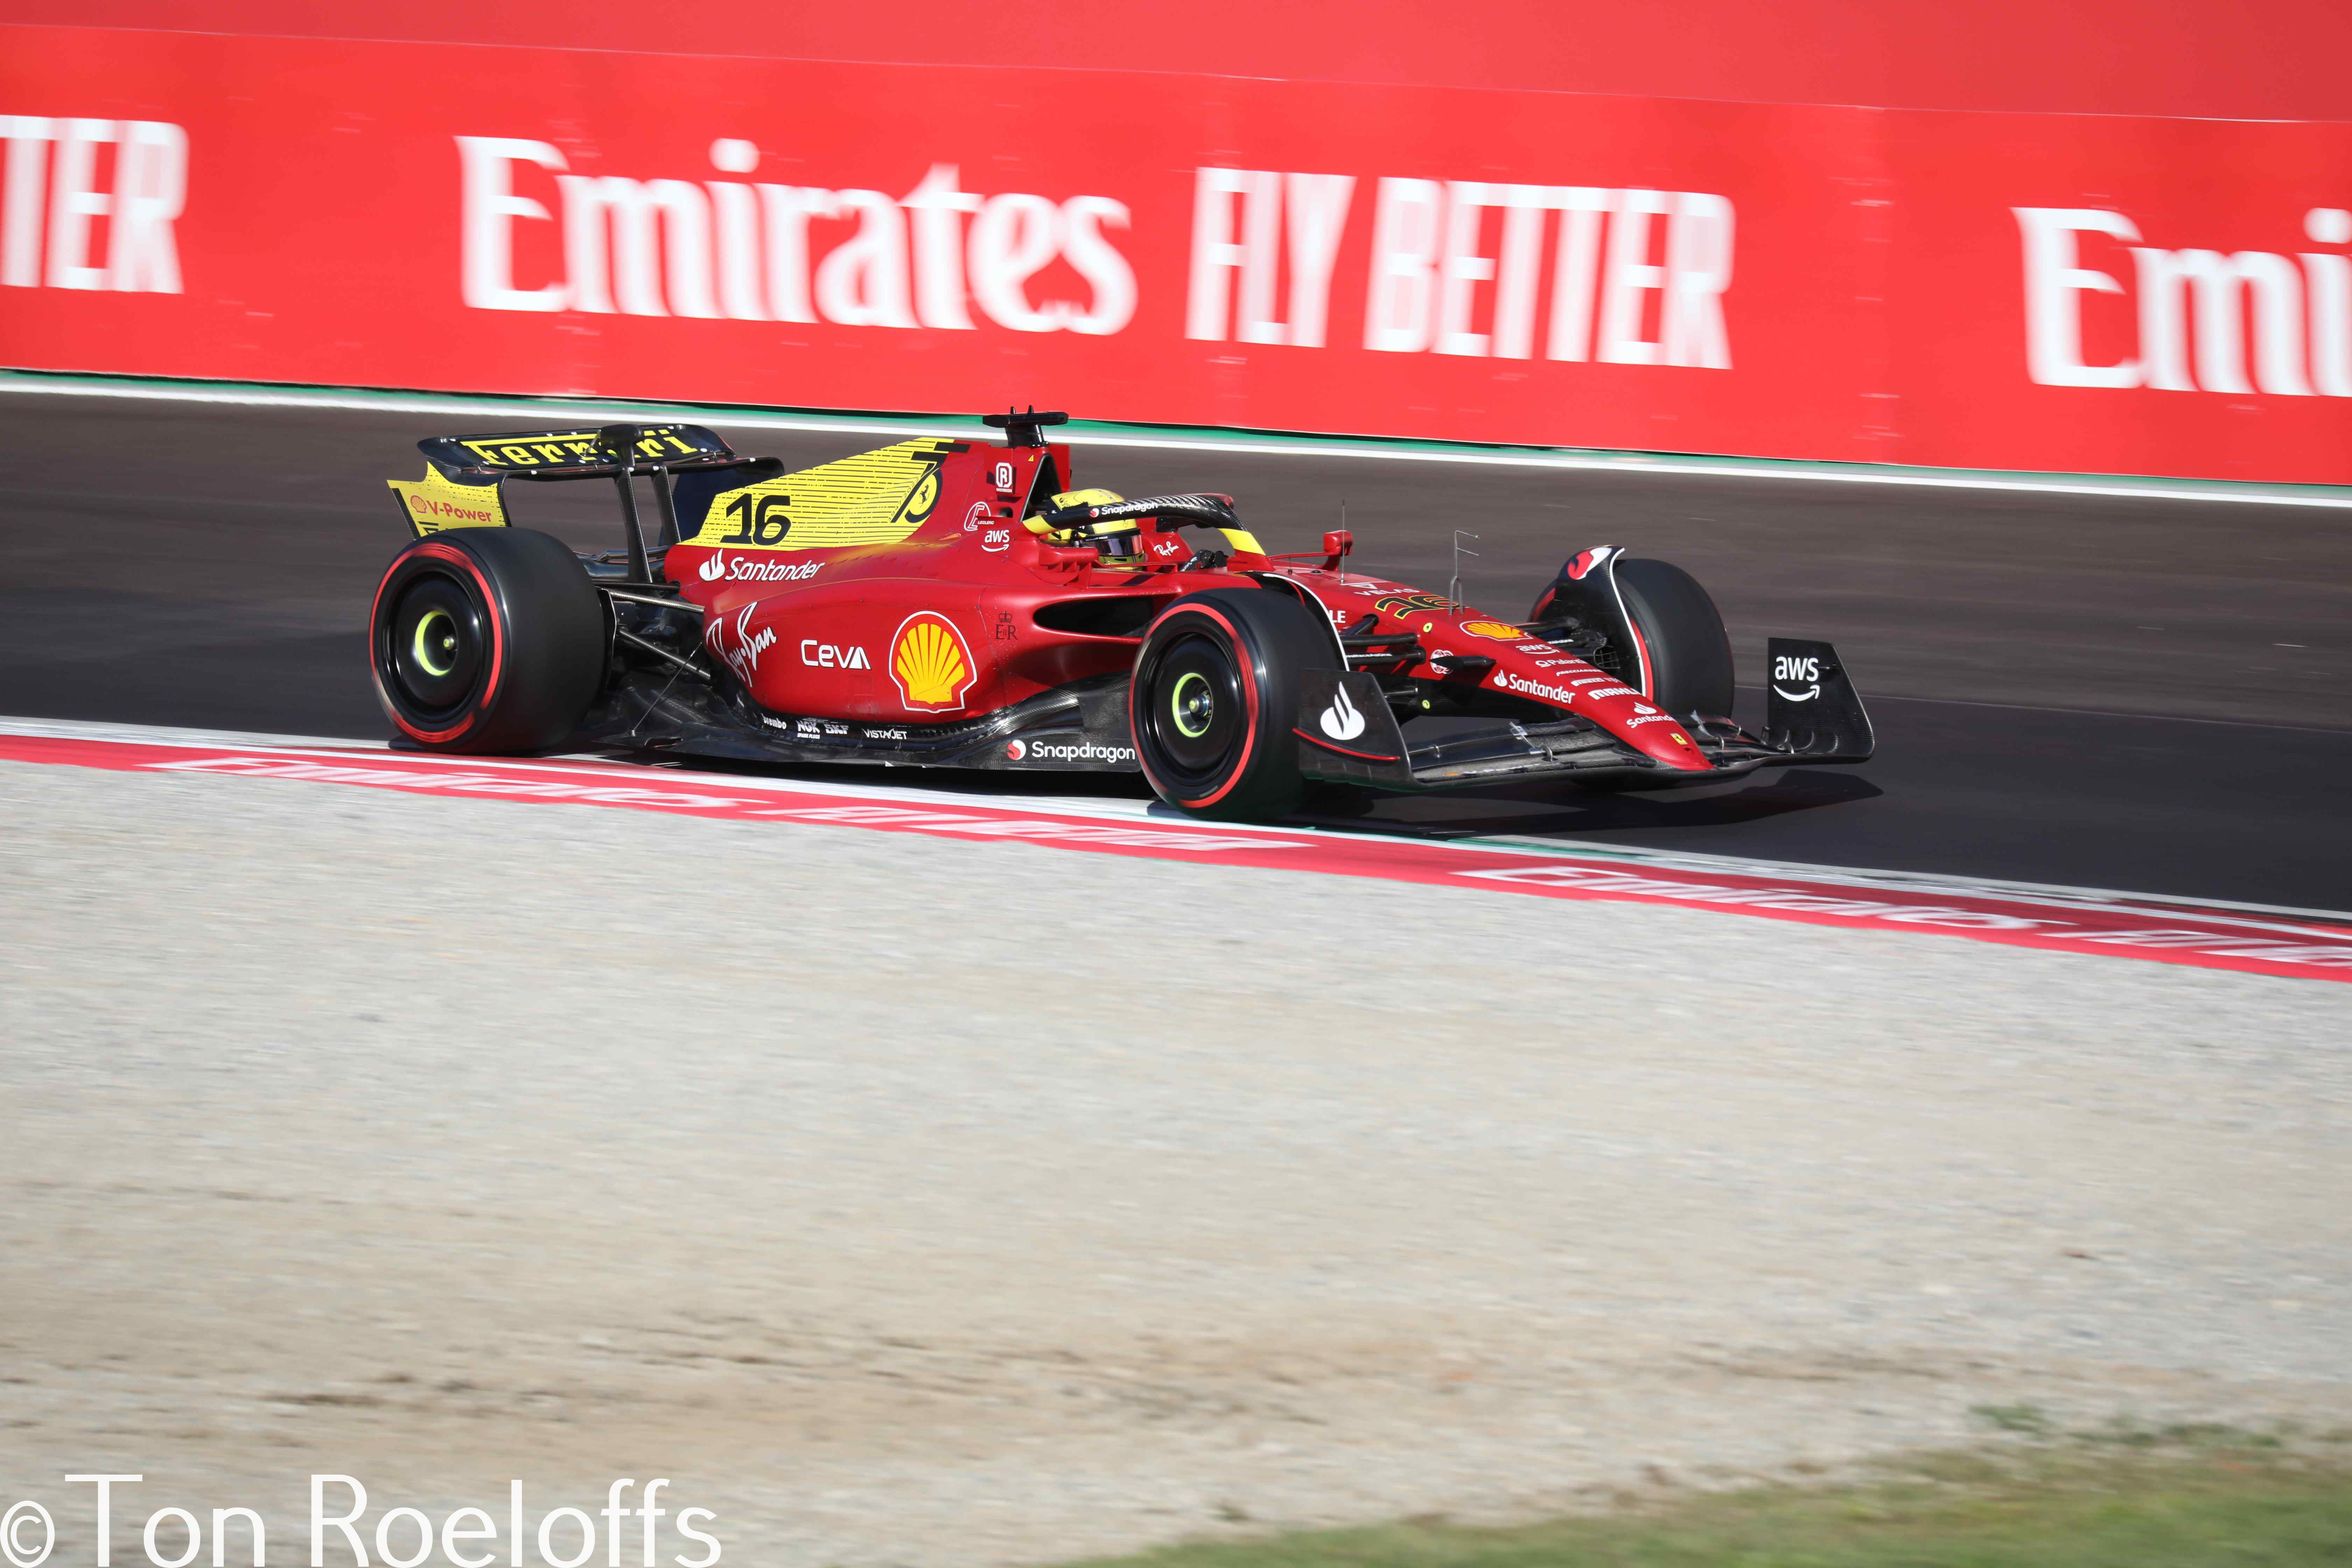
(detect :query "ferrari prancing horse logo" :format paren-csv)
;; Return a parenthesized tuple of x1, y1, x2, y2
(1372, 592, 1451, 618)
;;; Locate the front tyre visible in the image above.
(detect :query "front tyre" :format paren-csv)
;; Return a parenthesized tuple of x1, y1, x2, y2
(1130, 588, 1331, 821)
(1533, 556, 1734, 719)
(1614, 558, 1735, 719)
(369, 528, 607, 751)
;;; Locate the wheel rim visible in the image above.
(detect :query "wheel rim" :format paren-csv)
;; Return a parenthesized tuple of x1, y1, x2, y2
(1144, 630, 1245, 782)
(1169, 671, 1216, 738)
(387, 573, 487, 715)
(411, 609, 460, 676)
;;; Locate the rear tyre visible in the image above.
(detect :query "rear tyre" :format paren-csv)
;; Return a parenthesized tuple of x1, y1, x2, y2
(1130, 588, 1331, 821)
(370, 528, 606, 751)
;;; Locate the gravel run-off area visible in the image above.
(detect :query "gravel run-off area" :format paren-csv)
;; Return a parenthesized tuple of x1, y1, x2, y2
(2, 760, 2347, 1566)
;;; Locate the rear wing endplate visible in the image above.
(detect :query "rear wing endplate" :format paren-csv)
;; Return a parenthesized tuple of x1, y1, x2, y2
(388, 466, 509, 537)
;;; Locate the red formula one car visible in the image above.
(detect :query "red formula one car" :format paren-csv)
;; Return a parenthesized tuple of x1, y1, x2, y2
(369, 410, 1872, 820)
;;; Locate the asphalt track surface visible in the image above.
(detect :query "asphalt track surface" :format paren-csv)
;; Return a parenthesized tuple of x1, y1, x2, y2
(4, 388, 2347, 910)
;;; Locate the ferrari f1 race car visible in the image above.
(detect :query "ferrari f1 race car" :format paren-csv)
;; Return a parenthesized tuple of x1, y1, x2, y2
(369, 410, 1873, 820)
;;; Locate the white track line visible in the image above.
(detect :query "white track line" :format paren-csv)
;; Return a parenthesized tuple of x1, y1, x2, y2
(8, 371, 2351, 509)
(8, 714, 2347, 932)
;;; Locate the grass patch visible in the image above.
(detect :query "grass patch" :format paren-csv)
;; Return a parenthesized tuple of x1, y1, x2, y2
(1969, 1402, 2056, 1436)
(1055, 1442, 2352, 1567)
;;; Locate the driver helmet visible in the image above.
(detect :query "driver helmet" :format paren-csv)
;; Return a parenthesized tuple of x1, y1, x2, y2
(1031, 488, 1142, 558)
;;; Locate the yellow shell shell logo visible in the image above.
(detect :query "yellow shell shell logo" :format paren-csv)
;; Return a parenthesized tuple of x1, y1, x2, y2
(890, 612, 975, 710)
(1461, 620, 1525, 640)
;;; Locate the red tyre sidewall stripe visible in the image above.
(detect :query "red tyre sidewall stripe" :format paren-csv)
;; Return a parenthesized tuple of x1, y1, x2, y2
(1173, 604, 1259, 810)
(372, 541, 505, 745)
(1133, 603, 1261, 811)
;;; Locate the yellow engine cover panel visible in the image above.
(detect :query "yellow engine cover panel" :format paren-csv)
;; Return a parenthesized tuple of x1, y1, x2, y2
(689, 440, 950, 552)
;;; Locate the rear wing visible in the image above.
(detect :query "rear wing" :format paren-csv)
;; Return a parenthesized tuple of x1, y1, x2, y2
(386, 424, 748, 571)
(417, 424, 737, 482)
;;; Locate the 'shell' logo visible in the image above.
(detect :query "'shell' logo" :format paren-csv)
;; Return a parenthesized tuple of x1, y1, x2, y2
(890, 612, 976, 710)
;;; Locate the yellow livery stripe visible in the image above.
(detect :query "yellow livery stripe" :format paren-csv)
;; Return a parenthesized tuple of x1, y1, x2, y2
(689, 441, 948, 552)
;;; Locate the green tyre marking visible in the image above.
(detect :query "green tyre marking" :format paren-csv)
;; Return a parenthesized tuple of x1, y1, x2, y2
(413, 609, 458, 677)
(1171, 671, 1213, 738)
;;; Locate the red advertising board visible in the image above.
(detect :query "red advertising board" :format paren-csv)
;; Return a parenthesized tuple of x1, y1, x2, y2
(3, 23, 2349, 483)
(22, 0, 2352, 122)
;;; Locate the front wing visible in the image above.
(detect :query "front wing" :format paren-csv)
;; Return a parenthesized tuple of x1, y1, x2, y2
(1294, 638, 1875, 792)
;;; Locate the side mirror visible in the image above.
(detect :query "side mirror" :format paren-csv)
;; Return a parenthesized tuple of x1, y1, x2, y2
(1321, 529, 1354, 570)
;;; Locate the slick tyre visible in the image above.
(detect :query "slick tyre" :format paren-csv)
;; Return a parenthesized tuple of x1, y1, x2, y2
(1614, 558, 1735, 720)
(370, 527, 606, 752)
(1131, 587, 1332, 821)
